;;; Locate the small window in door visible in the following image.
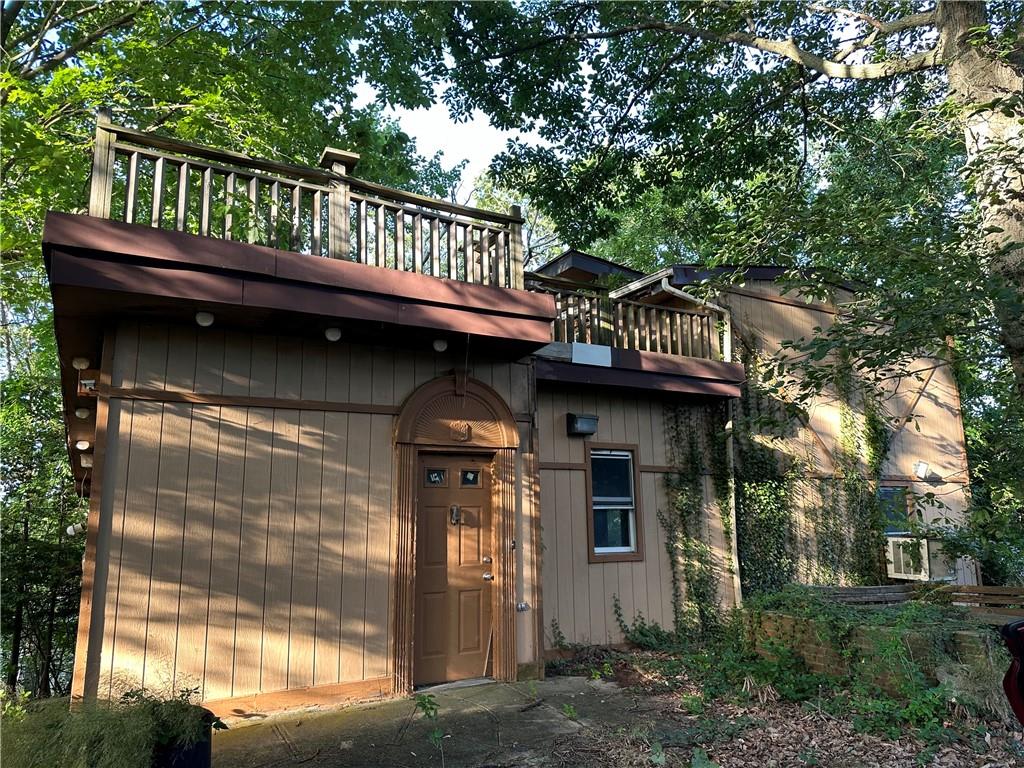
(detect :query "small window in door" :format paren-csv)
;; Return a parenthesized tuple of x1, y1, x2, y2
(590, 449, 638, 558)
(424, 468, 447, 487)
(460, 469, 481, 487)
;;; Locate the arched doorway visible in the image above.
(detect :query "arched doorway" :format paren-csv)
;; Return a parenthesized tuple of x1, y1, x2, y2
(392, 372, 519, 692)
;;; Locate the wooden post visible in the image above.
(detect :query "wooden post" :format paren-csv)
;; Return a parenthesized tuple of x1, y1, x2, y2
(509, 204, 524, 289)
(320, 147, 360, 260)
(88, 108, 116, 219)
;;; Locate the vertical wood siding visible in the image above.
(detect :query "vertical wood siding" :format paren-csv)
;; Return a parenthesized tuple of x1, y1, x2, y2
(537, 387, 717, 649)
(89, 322, 534, 701)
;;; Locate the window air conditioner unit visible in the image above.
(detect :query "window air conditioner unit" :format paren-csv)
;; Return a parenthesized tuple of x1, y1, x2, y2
(886, 536, 929, 581)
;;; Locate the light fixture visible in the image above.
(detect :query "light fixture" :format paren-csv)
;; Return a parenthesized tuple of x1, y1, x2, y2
(913, 461, 930, 480)
(65, 522, 86, 537)
(80, 453, 94, 468)
(72, 357, 91, 370)
(566, 413, 599, 437)
(75, 440, 91, 451)
(195, 311, 215, 327)
(324, 327, 342, 342)
(432, 339, 448, 353)
(74, 407, 91, 419)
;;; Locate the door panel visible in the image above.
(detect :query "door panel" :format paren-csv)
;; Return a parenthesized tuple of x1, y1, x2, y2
(414, 455, 492, 685)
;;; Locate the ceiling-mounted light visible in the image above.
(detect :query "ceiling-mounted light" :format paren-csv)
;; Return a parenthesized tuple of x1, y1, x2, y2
(75, 440, 91, 451)
(74, 407, 91, 419)
(80, 454, 94, 468)
(432, 339, 448, 353)
(324, 327, 342, 342)
(195, 311, 215, 327)
(72, 357, 91, 370)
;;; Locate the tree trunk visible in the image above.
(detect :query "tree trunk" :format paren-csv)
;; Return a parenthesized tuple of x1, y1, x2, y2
(5, 518, 29, 692)
(939, 1, 1024, 398)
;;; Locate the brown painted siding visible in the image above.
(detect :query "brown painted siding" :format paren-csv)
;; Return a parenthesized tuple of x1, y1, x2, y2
(86, 321, 536, 701)
(536, 387, 730, 649)
(722, 281, 974, 584)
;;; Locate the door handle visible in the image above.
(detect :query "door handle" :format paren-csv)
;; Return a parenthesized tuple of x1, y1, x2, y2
(450, 505, 461, 526)
(482, 572, 494, 581)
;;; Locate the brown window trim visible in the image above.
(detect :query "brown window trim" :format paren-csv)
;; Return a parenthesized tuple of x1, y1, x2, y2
(585, 442, 644, 564)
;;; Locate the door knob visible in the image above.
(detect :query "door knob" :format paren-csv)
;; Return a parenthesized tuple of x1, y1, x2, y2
(482, 572, 494, 581)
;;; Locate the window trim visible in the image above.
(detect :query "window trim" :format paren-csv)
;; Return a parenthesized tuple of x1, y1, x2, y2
(585, 442, 644, 563)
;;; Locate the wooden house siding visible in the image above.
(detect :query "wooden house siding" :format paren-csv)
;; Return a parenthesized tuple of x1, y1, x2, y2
(83, 321, 538, 703)
(536, 386, 736, 649)
(721, 280, 974, 585)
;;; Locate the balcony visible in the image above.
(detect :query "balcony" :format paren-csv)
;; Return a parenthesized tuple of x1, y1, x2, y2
(85, 117, 525, 289)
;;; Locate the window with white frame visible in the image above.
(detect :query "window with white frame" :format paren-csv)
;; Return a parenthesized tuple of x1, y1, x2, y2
(590, 449, 637, 555)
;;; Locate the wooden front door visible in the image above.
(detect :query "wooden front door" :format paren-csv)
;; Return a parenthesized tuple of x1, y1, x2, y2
(414, 455, 493, 685)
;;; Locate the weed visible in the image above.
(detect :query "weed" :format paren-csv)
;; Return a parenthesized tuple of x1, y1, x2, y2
(561, 702, 578, 720)
(414, 692, 439, 720)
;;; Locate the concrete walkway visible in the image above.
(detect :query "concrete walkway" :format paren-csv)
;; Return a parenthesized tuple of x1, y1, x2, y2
(213, 677, 650, 767)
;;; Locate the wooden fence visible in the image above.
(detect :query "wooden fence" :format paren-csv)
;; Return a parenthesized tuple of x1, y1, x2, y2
(547, 289, 720, 360)
(810, 584, 1024, 626)
(87, 115, 525, 289)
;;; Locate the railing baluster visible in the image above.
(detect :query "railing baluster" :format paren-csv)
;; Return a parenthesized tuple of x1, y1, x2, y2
(150, 156, 165, 228)
(356, 199, 367, 263)
(375, 204, 386, 267)
(290, 186, 301, 250)
(447, 221, 458, 279)
(479, 228, 490, 286)
(224, 171, 236, 240)
(175, 162, 190, 231)
(199, 167, 212, 236)
(394, 209, 405, 270)
(124, 151, 139, 224)
(510, 205, 524, 289)
(496, 230, 507, 288)
(412, 214, 422, 273)
(268, 181, 280, 248)
(465, 227, 477, 284)
(311, 190, 322, 256)
(430, 218, 440, 277)
(247, 177, 259, 244)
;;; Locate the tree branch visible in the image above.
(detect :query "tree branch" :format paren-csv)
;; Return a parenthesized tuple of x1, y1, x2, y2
(480, 13, 943, 81)
(0, 0, 25, 51)
(18, 3, 143, 81)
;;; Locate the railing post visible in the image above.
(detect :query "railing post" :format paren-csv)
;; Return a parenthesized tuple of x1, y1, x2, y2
(509, 204, 525, 289)
(320, 147, 360, 260)
(88, 108, 116, 218)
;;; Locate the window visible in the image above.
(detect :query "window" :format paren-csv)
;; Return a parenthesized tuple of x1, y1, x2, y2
(589, 448, 640, 561)
(877, 486, 911, 535)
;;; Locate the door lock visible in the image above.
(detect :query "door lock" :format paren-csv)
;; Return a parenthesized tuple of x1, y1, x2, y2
(450, 505, 461, 526)
(482, 571, 494, 581)
(482, 555, 492, 564)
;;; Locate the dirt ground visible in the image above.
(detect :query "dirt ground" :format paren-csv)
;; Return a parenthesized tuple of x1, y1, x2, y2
(212, 674, 1023, 768)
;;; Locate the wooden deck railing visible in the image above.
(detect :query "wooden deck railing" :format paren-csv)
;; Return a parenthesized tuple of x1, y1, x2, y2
(87, 114, 524, 289)
(546, 289, 721, 360)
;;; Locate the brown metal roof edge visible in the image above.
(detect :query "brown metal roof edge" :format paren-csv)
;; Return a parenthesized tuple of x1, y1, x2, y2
(42, 212, 555, 320)
(534, 359, 742, 398)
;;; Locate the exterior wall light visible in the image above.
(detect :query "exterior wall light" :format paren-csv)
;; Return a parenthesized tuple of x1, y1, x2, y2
(432, 339, 448, 353)
(75, 408, 92, 419)
(324, 327, 342, 342)
(75, 440, 91, 451)
(195, 311, 215, 327)
(66, 522, 87, 537)
(566, 413, 599, 437)
(72, 357, 91, 370)
(80, 454, 94, 468)
(913, 461, 930, 480)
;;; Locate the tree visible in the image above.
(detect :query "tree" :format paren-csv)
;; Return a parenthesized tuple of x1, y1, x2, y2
(356, 1, 1021, 398)
(469, 173, 564, 268)
(0, 0, 462, 696)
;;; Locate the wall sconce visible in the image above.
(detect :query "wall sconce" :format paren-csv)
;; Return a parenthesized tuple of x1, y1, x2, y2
(432, 339, 448, 353)
(324, 327, 342, 342)
(72, 357, 91, 370)
(195, 311, 215, 327)
(913, 461, 930, 480)
(74, 407, 91, 419)
(566, 413, 598, 437)
(75, 440, 91, 451)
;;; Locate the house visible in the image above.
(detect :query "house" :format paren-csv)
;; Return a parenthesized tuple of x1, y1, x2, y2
(45, 116, 974, 718)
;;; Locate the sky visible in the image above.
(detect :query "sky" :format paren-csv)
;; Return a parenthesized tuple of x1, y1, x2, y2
(353, 82, 526, 201)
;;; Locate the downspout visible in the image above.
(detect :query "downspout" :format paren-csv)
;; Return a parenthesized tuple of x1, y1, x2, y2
(659, 277, 743, 606)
